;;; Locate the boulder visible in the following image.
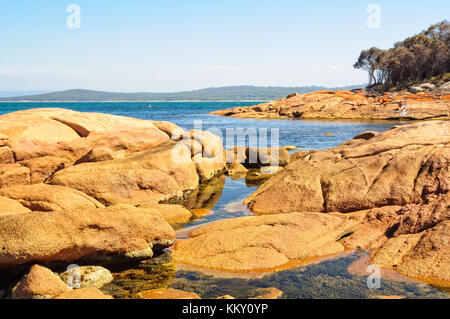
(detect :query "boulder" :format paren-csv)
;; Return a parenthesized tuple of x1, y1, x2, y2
(0, 184, 105, 212)
(419, 83, 436, 90)
(48, 143, 199, 206)
(0, 164, 30, 188)
(245, 121, 450, 215)
(0, 196, 31, 216)
(286, 93, 299, 99)
(226, 163, 248, 178)
(370, 221, 450, 282)
(137, 203, 193, 226)
(0, 146, 14, 164)
(440, 81, 450, 92)
(151, 121, 185, 141)
(174, 212, 359, 272)
(54, 287, 112, 299)
(74, 148, 126, 165)
(19, 156, 71, 184)
(139, 288, 200, 299)
(12, 265, 70, 299)
(185, 130, 224, 158)
(193, 153, 226, 182)
(0, 205, 175, 274)
(59, 266, 113, 289)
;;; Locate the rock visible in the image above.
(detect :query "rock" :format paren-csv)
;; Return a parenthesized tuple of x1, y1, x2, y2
(54, 287, 112, 299)
(0, 110, 81, 144)
(20, 156, 71, 184)
(193, 153, 226, 182)
(245, 121, 450, 215)
(440, 81, 450, 92)
(226, 163, 248, 178)
(283, 145, 297, 151)
(191, 208, 214, 217)
(138, 203, 193, 227)
(286, 93, 299, 99)
(48, 143, 199, 206)
(409, 86, 425, 93)
(370, 221, 450, 282)
(151, 121, 185, 141)
(216, 295, 235, 299)
(353, 131, 379, 140)
(0, 184, 105, 212)
(0, 196, 31, 216)
(179, 138, 203, 156)
(250, 287, 283, 299)
(246, 147, 290, 168)
(59, 266, 113, 289)
(0, 164, 30, 188)
(260, 166, 283, 175)
(0, 205, 175, 275)
(210, 90, 450, 121)
(419, 83, 436, 90)
(0, 146, 14, 164)
(185, 130, 224, 157)
(74, 148, 126, 164)
(174, 212, 359, 272)
(139, 288, 201, 299)
(12, 265, 70, 299)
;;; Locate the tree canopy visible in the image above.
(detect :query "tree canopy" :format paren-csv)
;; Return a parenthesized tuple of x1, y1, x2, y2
(354, 21, 449, 88)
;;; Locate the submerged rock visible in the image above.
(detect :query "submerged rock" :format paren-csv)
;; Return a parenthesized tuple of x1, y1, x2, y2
(139, 288, 201, 299)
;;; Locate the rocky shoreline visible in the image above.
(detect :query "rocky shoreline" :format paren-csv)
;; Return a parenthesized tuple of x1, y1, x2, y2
(0, 108, 449, 299)
(210, 85, 450, 121)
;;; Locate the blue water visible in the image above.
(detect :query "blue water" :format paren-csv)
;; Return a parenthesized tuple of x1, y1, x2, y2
(0, 102, 396, 150)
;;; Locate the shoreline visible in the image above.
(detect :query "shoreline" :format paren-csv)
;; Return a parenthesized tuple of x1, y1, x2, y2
(0, 100, 271, 103)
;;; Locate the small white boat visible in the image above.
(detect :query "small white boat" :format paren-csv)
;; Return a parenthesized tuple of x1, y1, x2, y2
(148, 104, 152, 108)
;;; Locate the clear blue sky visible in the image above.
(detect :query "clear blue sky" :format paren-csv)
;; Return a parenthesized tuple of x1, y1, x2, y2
(0, 0, 448, 92)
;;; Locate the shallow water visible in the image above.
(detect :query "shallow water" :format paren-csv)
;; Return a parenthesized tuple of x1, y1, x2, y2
(3, 102, 445, 299)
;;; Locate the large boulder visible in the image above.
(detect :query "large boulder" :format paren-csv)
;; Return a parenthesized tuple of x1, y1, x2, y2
(0, 184, 105, 212)
(174, 212, 360, 272)
(245, 121, 450, 215)
(0, 196, 31, 216)
(0, 164, 30, 188)
(12, 265, 70, 299)
(48, 143, 199, 205)
(0, 205, 175, 276)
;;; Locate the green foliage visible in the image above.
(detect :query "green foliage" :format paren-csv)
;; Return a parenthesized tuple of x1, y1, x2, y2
(354, 20, 449, 89)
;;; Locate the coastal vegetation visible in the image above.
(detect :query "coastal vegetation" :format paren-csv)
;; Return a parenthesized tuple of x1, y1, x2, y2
(354, 20, 449, 90)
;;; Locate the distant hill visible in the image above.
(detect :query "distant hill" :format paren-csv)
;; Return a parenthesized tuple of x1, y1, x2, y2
(0, 85, 365, 102)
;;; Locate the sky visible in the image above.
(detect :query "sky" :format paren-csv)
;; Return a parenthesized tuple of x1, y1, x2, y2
(0, 0, 448, 92)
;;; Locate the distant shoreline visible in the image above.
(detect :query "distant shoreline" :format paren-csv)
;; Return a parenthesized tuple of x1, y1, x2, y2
(0, 100, 269, 103)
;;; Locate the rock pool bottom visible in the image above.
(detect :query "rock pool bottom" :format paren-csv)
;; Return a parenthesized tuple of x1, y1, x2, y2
(99, 175, 449, 299)
(101, 250, 449, 299)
